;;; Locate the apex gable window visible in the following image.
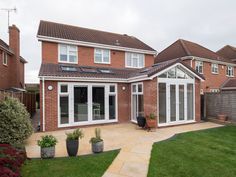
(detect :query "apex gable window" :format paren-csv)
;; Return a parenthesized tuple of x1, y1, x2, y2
(59, 44, 78, 64)
(94, 48, 110, 64)
(2, 52, 8, 66)
(211, 63, 218, 74)
(126, 52, 144, 68)
(226, 66, 234, 77)
(195, 61, 203, 74)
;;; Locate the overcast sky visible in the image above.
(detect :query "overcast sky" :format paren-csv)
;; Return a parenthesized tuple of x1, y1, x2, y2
(0, 0, 236, 83)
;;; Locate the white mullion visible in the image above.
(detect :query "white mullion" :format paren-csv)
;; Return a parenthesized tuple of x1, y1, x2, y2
(176, 84, 179, 122)
(184, 84, 187, 121)
(167, 84, 170, 124)
(105, 85, 109, 121)
(69, 84, 73, 125)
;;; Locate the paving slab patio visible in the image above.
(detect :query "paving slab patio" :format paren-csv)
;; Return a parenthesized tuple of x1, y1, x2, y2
(25, 122, 223, 177)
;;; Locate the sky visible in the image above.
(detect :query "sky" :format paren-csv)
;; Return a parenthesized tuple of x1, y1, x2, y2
(0, 0, 236, 83)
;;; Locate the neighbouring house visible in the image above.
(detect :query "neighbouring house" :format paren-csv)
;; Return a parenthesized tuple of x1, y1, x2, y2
(37, 21, 204, 131)
(155, 39, 236, 93)
(0, 25, 27, 91)
(217, 45, 236, 63)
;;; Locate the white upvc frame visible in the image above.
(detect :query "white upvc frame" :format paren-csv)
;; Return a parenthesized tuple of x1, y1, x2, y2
(158, 78, 195, 127)
(58, 44, 78, 64)
(195, 60, 203, 74)
(226, 66, 234, 77)
(94, 48, 111, 64)
(131, 82, 143, 123)
(211, 63, 218, 74)
(2, 52, 8, 66)
(58, 82, 118, 128)
(125, 52, 145, 69)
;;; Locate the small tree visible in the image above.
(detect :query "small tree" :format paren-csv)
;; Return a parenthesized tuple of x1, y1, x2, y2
(0, 96, 33, 146)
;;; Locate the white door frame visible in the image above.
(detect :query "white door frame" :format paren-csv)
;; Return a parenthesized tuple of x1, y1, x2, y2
(158, 78, 195, 127)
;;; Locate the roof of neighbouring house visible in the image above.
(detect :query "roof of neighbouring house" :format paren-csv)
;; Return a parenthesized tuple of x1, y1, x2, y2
(155, 39, 233, 64)
(221, 78, 236, 90)
(217, 45, 236, 61)
(37, 20, 156, 52)
(39, 59, 205, 81)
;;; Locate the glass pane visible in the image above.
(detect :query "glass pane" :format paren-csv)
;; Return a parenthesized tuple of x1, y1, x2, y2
(60, 96, 69, 124)
(133, 57, 138, 67)
(92, 87, 105, 120)
(103, 50, 110, 62)
(132, 85, 136, 93)
(187, 84, 194, 120)
(74, 87, 88, 122)
(69, 51, 77, 62)
(179, 85, 185, 120)
(95, 53, 102, 62)
(170, 85, 176, 121)
(60, 54, 67, 61)
(138, 95, 144, 117)
(138, 84, 142, 93)
(159, 72, 167, 78)
(109, 95, 116, 120)
(168, 68, 176, 78)
(132, 95, 137, 121)
(176, 68, 186, 79)
(60, 45, 67, 54)
(138, 56, 144, 67)
(159, 83, 166, 123)
(61, 85, 68, 93)
(110, 86, 115, 92)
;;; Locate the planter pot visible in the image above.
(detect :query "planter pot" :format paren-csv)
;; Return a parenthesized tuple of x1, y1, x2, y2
(41, 146, 55, 159)
(137, 116, 146, 128)
(217, 114, 227, 121)
(146, 118, 157, 128)
(91, 141, 104, 153)
(66, 139, 79, 157)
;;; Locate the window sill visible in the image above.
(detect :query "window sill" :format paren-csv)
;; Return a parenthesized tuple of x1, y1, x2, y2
(212, 72, 219, 75)
(3, 64, 8, 67)
(94, 61, 111, 65)
(125, 66, 144, 69)
(226, 75, 234, 78)
(58, 61, 78, 64)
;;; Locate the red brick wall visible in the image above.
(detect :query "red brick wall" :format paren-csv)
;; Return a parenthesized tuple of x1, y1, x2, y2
(195, 79, 201, 122)
(0, 51, 11, 89)
(186, 59, 236, 92)
(41, 41, 154, 68)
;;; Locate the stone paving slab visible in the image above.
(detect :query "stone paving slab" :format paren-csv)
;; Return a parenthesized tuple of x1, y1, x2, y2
(25, 122, 223, 177)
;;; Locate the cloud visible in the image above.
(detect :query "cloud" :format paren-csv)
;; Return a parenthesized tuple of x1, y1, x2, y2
(0, 0, 236, 83)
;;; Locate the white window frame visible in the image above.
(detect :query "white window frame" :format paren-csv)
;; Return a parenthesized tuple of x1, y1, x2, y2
(211, 63, 218, 74)
(226, 66, 234, 77)
(94, 48, 111, 64)
(125, 52, 145, 68)
(58, 82, 118, 128)
(2, 52, 8, 66)
(58, 44, 78, 64)
(195, 61, 203, 74)
(131, 82, 143, 122)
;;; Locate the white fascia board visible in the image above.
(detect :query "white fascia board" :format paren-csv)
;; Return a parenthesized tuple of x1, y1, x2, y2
(37, 35, 157, 55)
(181, 56, 236, 67)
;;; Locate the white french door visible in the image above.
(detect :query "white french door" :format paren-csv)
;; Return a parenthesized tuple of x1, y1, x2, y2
(158, 79, 195, 126)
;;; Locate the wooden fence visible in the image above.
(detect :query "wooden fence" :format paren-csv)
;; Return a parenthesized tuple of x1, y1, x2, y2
(0, 90, 36, 116)
(205, 91, 236, 122)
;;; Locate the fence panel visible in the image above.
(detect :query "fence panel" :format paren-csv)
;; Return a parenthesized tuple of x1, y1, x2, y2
(205, 91, 236, 122)
(0, 90, 36, 116)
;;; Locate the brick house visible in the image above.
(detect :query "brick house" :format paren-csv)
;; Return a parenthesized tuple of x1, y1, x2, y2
(155, 39, 236, 93)
(217, 45, 236, 63)
(0, 25, 27, 91)
(37, 21, 204, 131)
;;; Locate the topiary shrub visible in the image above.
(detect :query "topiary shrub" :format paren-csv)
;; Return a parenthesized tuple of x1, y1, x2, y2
(0, 97, 33, 146)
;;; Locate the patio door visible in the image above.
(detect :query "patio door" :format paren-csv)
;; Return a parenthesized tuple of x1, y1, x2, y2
(131, 83, 144, 122)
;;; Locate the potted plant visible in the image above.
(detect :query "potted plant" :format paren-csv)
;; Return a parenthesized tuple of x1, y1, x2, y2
(146, 113, 157, 130)
(137, 115, 146, 128)
(217, 114, 227, 122)
(37, 135, 57, 159)
(66, 128, 84, 157)
(90, 128, 103, 153)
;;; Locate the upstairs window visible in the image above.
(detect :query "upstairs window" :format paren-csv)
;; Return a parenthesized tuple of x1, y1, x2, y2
(94, 48, 110, 64)
(126, 52, 144, 68)
(226, 66, 234, 77)
(59, 44, 78, 63)
(195, 61, 203, 74)
(2, 52, 7, 66)
(211, 63, 218, 74)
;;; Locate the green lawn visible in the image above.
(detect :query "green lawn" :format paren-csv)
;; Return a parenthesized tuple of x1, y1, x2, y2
(148, 125, 236, 177)
(21, 150, 119, 177)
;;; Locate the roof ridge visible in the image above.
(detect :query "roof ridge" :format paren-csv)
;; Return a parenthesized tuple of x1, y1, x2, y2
(179, 39, 192, 56)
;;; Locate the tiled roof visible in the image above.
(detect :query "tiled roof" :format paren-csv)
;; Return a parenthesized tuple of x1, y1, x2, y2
(155, 39, 233, 64)
(37, 20, 156, 52)
(39, 59, 204, 80)
(221, 78, 236, 89)
(217, 45, 236, 61)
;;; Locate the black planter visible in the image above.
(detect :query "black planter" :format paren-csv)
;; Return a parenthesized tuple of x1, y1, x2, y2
(66, 139, 79, 157)
(137, 116, 146, 128)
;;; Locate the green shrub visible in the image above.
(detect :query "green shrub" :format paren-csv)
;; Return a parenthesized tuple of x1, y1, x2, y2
(37, 135, 57, 148)
(66, 128, 84, 141)
(90, 128, 103, 144)
(0, 97, 33, 146)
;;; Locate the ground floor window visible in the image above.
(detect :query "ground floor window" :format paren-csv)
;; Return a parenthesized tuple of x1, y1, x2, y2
(131, 83, 144, 122)
(58, 83, 117, 127)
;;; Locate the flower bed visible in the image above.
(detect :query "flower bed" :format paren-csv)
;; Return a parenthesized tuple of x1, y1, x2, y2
(0, 144, 27, 177)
